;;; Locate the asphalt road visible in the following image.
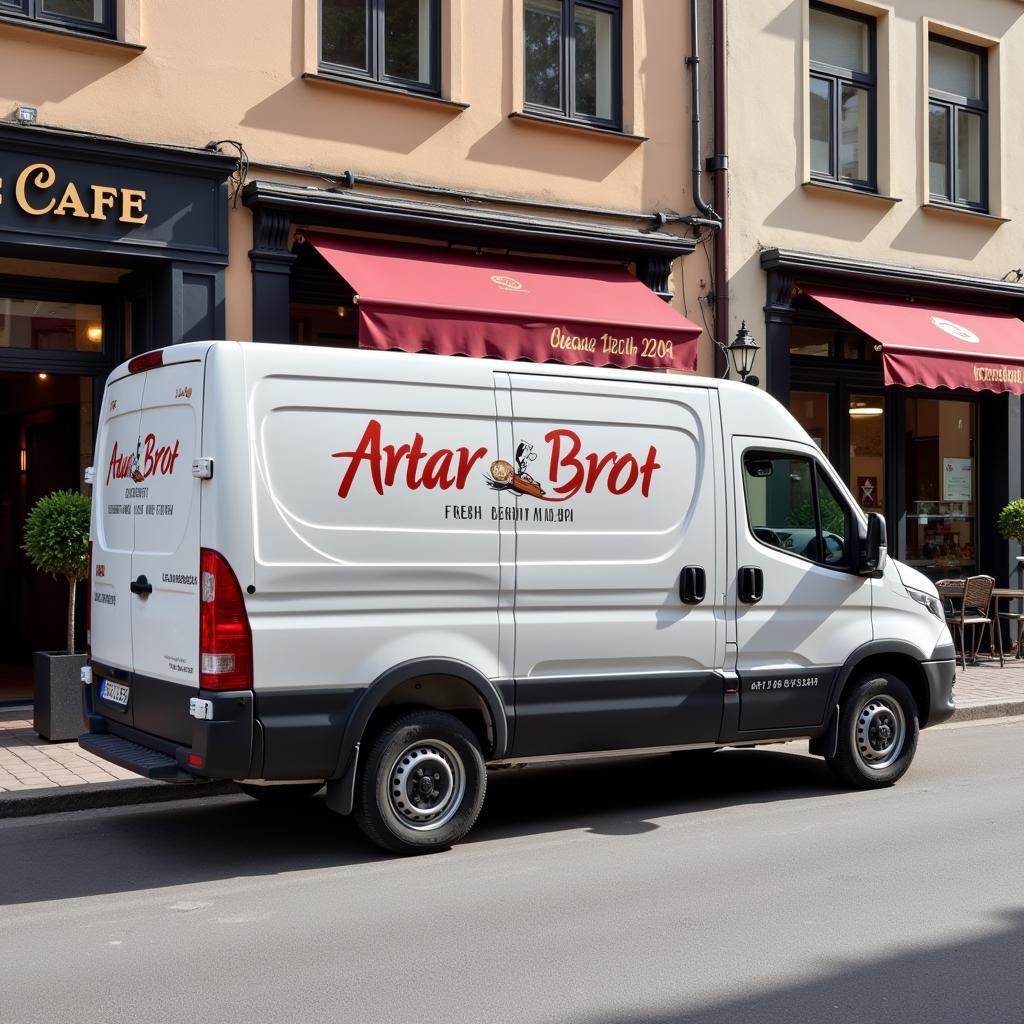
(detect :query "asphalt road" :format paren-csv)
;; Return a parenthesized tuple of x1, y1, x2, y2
(2, 718, 1023, 1024)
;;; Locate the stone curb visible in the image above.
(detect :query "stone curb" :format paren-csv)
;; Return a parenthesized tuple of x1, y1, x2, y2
(948, 700, 1024, 723)
(0, 778, 240, 820)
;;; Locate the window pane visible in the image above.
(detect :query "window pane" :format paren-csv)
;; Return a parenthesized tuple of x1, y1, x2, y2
(809, 76, 832, 175)
(322, 0, 368, 71)
(743, 454, 816, 556)
(525, 0, 562, 110)
(384, 0, 432, 84)
(848, 394, 884, 514)
(40, 0, 104, 23)
(789, 325, 831, 357)
(788, 391, 830, 453)
(839, 83, 869, 181)
(816, 470, 851, 565)
(929, 103, 950, 198)
(0, 298, 104, 352)
(904, 398, 976, 580)
(574, 5, 613, 120)
(809, 7, 869, 73)
(957, 109, 984, 205)
(929, 39, 982, 100)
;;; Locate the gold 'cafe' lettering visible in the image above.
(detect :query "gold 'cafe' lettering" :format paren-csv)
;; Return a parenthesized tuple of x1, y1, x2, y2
(0, 162, 148, 224)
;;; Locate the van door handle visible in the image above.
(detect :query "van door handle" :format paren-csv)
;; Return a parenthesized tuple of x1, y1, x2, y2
(738, 566, 764, 604)
(679, 565, 706, 604)
(130, 575, 153, 596)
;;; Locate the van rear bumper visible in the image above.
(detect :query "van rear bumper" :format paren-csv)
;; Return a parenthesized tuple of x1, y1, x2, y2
(82, 673, 255, 780)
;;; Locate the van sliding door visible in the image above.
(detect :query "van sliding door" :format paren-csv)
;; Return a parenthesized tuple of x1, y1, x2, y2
(506, 374, 725, 757)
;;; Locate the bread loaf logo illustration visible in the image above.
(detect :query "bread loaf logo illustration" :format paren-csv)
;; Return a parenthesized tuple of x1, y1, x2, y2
(486, 441, 545, 498)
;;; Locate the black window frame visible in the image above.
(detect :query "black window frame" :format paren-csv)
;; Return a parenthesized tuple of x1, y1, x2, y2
(523, 0, 623, 131)
(808, 1, 877, 192)
(928, 35, 988, 212)
(0, 0, 115, 36)
(742, 449, 855, 571)
(318, 0, 442, 97)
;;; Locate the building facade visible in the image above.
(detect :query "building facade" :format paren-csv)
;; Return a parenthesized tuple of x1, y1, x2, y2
(726, 0, 1024, 590)
(0, 1, 715, 698)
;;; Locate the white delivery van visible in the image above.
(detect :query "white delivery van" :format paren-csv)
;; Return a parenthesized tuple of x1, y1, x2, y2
(81, 341, 955, 854)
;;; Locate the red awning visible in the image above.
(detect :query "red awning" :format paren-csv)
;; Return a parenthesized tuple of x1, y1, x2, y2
(804, 287, 1024, 394)
(304, 233, 701, 371)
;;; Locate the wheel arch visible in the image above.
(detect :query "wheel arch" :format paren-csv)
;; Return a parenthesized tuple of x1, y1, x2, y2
(325, 658, 509, 816)
(811, 641, 934, 757)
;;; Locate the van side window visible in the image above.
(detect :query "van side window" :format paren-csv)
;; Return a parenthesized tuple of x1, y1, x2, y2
(743, 452, 852, 567)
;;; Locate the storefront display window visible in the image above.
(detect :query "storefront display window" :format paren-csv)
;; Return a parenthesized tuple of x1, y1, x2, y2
(0, 297, 104, 352)
(789, 390, 829, 451)
(904, 397, 976, 578)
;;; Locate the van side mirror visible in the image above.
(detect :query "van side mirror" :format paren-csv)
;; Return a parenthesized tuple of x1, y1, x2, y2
(860, 512, 887, 576)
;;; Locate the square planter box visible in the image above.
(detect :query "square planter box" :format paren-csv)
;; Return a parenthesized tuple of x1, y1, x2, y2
(33, 651, 88, 742)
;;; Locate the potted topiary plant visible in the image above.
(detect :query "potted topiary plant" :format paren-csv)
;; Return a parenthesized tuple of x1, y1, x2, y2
(998, 499, 1024, 580)
(23, 489, 91, 741)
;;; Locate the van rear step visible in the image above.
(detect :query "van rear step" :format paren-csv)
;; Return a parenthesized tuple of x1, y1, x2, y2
(79, 733, 198, 783)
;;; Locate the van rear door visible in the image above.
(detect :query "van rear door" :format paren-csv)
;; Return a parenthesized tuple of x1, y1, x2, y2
(129, 358, 204, 710)
(92, 372, 147, 674)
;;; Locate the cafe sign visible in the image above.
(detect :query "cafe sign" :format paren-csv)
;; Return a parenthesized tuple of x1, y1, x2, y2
(0, 161, 148, 224)
(0, 127, 231, 261)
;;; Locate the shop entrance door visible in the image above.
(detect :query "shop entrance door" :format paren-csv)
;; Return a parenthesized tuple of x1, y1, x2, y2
(0, 373, 94, 701)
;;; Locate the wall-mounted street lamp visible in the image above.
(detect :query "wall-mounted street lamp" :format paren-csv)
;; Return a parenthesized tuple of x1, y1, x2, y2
(726, 321, 760, 387)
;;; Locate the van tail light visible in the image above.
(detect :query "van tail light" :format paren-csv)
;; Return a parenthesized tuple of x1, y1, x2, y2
(199, 548, 253, 691)
(86, 541, 92, 656)
(127, 351, 163, 374)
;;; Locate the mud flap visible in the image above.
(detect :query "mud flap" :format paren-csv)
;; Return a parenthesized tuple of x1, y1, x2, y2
(325, 742, 360, 815)
(808, 704, 840, 758)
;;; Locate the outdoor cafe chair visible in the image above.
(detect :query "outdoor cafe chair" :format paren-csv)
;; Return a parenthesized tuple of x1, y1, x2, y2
(942, 574, 1002, 670)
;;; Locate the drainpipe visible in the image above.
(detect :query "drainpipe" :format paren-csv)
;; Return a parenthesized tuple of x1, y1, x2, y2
(687, 0, 719, 221)
(712, 0, 729, 377)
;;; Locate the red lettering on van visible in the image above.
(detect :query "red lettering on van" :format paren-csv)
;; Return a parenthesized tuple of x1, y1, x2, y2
(332, 419, 489, 498)
(105, 435, 180, 486)
(106, 441, 134, 484)
(545, 429, 660, 499)
(141, 433, 180, 479)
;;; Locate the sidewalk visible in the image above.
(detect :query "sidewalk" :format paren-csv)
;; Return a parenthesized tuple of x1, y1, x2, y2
(1, 661, 1022, 818)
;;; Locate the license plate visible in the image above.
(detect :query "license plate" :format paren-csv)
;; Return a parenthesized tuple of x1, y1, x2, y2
(99, 679, 130, 707)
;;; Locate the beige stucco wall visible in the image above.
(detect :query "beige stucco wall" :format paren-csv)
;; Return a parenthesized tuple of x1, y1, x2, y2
(0, 0, 716, 372)
(726, 0, 1024, 384)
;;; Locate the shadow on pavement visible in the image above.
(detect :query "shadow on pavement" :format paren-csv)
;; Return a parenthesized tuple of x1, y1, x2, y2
(0, 746, 843, 906)
(568, 906, 1024, 1024)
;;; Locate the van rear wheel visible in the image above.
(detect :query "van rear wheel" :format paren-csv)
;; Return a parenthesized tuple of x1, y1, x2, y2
(354, 710, 486, 855)
(826, 673, 919, 788)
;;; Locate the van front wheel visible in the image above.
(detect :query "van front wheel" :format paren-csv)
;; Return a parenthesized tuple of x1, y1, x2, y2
(354, 710, 486, 855)
(826, 673, 919, 788)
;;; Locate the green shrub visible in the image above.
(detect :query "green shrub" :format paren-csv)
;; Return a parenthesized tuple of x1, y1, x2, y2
(23, 490, 91, 655)
(997, 499, 1024, 546)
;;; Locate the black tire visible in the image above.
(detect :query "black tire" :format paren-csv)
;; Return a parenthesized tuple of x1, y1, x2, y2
(354, 710, 486, 855)
(826, 673, 919, 788)
(238, 782, 325, 802)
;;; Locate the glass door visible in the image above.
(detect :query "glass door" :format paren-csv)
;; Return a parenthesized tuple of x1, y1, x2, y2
(904, 397, 976, 580)
(848, 392, 885, 515)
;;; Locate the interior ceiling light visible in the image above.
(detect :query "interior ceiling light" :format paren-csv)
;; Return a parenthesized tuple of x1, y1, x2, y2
(86, 324, 103, 343)
(849, 403, 883, 417)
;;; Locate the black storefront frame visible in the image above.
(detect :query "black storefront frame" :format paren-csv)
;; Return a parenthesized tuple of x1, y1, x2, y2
(242, 179, 697, 344)
(761, 248, 1024, 592)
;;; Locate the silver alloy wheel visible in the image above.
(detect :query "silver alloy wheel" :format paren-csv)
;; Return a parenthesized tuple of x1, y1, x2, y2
(854, 695, 906, 770)
(382, 739, 466, 831)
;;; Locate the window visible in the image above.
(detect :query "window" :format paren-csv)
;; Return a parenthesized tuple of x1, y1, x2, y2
(743, 451, 852, 567)
(0, 0, 113, 35)
(320, 0, 440, 94)
(928, 37, 987, 210)
(808, 3, 876, 190)
(524, 0, 621, 128)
